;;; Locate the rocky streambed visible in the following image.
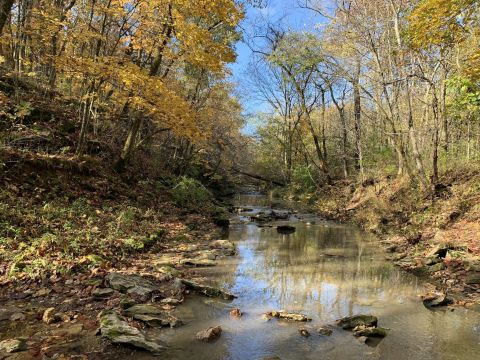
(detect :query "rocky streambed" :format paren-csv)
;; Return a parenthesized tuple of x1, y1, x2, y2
(2, 194, 480, 359)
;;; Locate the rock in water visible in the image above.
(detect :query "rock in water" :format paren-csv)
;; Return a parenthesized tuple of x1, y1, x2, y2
(336, 315, 378, 330)
(421, 292, 453, 308)
(317, 326, 333, 336)
(0, 338, 27, 353)
(353, 325, 387, 338)
(196, 326, 222, 342)
(230, 308, 242, 318)
(276, 225, 296, 234)
(266, 310, 311, 322)
(124, 304, 182, 328)
(99, 311, 164, 354)
(181, 279, 236, 300)
(299, 328, 310, 337)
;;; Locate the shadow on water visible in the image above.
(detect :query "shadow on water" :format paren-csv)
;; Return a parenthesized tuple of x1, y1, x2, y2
(137, 194, 480, 360)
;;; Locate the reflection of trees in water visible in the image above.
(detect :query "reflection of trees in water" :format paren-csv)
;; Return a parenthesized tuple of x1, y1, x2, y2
(234, 224, 421, 316)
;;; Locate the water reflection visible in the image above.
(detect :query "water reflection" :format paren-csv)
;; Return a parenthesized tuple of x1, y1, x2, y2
(153, 195, 480, 360)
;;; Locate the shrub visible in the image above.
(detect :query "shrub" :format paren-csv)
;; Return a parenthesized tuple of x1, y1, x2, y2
(171, 177, 213, 211)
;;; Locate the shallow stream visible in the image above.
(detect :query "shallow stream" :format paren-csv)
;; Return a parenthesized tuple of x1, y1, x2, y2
(154, 194, 480, 360)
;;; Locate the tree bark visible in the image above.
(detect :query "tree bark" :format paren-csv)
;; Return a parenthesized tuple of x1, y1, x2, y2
(0, 0, 14, 36)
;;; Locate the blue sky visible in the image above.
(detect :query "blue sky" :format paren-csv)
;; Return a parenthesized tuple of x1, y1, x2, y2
(228, 1, 324, 114)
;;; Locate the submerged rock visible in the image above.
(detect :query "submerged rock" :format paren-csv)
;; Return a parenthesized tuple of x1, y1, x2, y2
(181, 279, 236, 300)
(99, 311, 164, 354)
(317, 326, 334, 336)
(266, 311, 311, 322)
(336, 315, 378, 330)
(196, 326, 222, 342)
(276, 225, 296, 234)
(0, 338, 27, 353)
(210, 240, 236, 256)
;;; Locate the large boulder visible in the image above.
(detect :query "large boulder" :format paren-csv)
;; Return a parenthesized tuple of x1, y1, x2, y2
(124, 304, 182, 328)
(336, 315, 378, 330)
(99, 311, 164, 354)
(106, 273, 160, 298)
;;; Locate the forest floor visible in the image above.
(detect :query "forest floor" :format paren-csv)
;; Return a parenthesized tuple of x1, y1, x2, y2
(0, 148, 237, 359)
(312, 168, 480, 308)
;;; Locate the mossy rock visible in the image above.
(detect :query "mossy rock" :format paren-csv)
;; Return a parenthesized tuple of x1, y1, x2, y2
(336, 315, 378, 330)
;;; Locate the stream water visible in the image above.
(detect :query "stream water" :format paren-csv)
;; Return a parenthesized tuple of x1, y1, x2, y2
(144, 194, 480, 360)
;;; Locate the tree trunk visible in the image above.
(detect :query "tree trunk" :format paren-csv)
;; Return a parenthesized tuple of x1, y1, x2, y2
(352, 61, 363, 177)
(0, 0, 14, 36)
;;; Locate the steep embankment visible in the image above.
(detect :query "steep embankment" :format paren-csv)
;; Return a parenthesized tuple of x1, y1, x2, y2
(314, 170, 480, 306)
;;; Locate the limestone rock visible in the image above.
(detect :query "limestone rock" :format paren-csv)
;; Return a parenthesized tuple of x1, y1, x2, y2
(181, 279, 236, 300)
(99, 311, 164, 354)
(0, 338, 27, 353)
(106, 273, 159, 298)
(266, 311, 311, 322)
(92, 287, 115, 299)
(124, 304, 182, 328)
(353, 325, 387, 338)
(336, 315, 378, 330)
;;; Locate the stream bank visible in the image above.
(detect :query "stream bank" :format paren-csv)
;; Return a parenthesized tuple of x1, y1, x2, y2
(300, 170, 480, 308)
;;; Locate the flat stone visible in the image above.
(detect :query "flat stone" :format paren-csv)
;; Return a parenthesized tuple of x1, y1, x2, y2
(336, 315, 378, 330)
(210, 240, 236, 256)
(0, 338, 27, 353)
(106, 273, 159, 298)
(353, 325, 387, 338)
(266, 311, 311, 322)
(99, 311, 164, 354)
(92, 288, 115, 299)
(196, 326, 222, 342)
(124, 304, 182, 328)
(179, 258, 217, 267)
(181, 279, 236, 300)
